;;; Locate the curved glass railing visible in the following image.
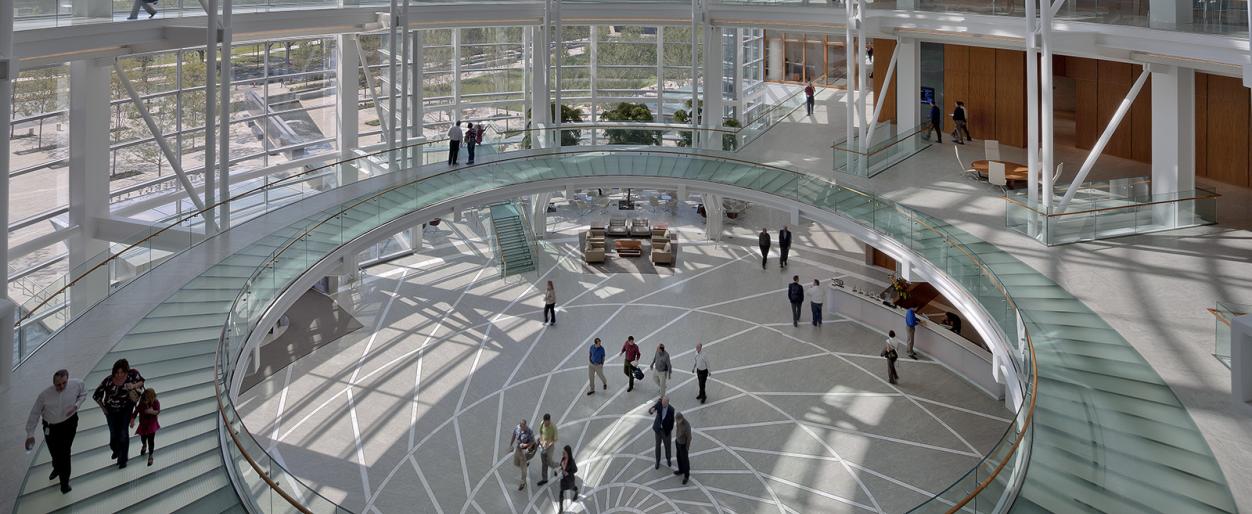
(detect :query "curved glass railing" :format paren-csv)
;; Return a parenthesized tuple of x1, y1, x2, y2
(209, 147, 1036, 513)
(12, 110, 820, 370)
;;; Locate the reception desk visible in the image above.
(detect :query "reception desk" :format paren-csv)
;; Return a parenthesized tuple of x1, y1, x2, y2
(826, 286, 1002, 399)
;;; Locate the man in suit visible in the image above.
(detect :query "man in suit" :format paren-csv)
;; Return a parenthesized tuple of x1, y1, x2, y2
(758, 228, 771, 270)
(674, 412, 692, 485)
(787, 276, 805, 327)
(778, 225, 792, 268)
(648, 396, 676, 469)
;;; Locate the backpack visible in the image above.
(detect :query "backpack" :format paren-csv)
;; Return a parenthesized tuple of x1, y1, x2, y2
(475, 126, 484, 144)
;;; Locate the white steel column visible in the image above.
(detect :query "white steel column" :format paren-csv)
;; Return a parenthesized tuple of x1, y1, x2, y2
(217, 0, 233, 230)
(0, 0, 13, 382)
(690, 0, 700, 148)
(766, 36, 783, 82)
(527, 25, 551, 146)
(453, 28, 463, 121)
(72, 0, 110, 18)
(412, 30, 424, 140)
(1149, 0, 1192, 29)
(701, 22, 724, 150)
(67, 60, 111, 317)
(1026, 0, 1040, 206)
(845, 0, 858, 165)
(589, 25, 598, 139)
(388, 0, 399, 149)
(399, 0, 411, 145)
(657, 27, 665, 120)
(204, 0, 219, 234)
(337, 35, 361, 183)
(895, 37, 920, 132)
(734, 28, 745, 124)
(855, 1, 870, 147)
(1039, 0, 1055, 210)
(1151, 65, 1195, 225)
(549, 2, 560, 140)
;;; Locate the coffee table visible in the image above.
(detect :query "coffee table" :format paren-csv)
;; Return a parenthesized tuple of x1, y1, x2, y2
(614, 239, 644, 257)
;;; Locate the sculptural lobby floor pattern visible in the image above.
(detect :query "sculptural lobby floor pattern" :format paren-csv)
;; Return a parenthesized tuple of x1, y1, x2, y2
(237, 218, 1009, 514)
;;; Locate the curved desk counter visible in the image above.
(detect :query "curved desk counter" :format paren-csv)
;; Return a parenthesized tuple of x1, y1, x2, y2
(9, 149, 1236, 514)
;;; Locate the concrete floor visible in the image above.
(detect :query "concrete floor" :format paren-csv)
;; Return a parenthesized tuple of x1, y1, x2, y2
(237, 212, 1009, 514)
(743, 87, 1252, 512)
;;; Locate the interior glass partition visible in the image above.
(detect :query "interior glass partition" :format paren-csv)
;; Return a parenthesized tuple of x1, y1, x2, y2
(1004, 178, 1220, 245)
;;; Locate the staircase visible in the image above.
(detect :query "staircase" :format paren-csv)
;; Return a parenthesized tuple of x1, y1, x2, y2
(488, 202, 537, 277)
(10, 215, 355, 514)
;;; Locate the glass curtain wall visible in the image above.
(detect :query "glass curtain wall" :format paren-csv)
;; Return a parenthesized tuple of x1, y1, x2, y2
(8, 64, 71, 306)
(763, 30, 845, 86)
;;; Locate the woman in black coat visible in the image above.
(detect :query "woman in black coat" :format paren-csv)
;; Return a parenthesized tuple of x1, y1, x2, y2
(558, 445, 578, 513)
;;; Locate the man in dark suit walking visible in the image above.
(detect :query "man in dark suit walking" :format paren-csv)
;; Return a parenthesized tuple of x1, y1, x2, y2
(778, 225, 792, 268)
(674, 412, 692, 485)
(648, 396, 676, 469)
(787, 276, 804, 327)
(758, 228, 771, 270)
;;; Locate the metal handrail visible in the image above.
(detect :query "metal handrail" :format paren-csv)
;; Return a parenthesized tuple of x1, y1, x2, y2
(1003, 188, 1221, 217)
(209, 146, 1036, 514)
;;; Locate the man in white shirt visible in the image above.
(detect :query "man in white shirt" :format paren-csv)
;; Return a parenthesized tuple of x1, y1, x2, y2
(807, 279, 824, 326)
(447, 121, 463, 165)
(692, 343, 711, 403)
(26, 369, 87, 494)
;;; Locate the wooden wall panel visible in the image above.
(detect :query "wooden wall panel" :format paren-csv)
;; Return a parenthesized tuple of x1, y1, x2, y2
(994, 49, 1026, 148)
(1096, 60, 1135, 159)
(871, 38, 897, 123)
(1196, 71, 1206, 177)
(1068, 57, 1099, 149)
(943, 45, 970, 134)
(967, 47, 998, 140)
(1205, 74, 1250, 187)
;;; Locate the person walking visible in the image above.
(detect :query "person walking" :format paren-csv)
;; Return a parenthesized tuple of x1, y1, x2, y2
(587, 338, 608, 395)
(692, 343, 710, 404)
(952, 101, 972, 144)
(557, 445, 579, 513)
(673, 412, 692, 485)
(787, 276, 805, 327)
(758, 228, 771, 270)
(543, 281, 557, 326)
(778, 225, 792, 268)
(925, 101, 943, 143)
(648, 396, 675, 469)
(127, 0, 158, 19)
(536, 413, 558, 486)
(130, 388, 161, 467)
(904, 307, 919, 359)
(447, 121, 463, 165)
(465, 122, 478, 164)
(621, 336, 641, 392)
(804, 82, 816, 117)
(93, 359, 144, 469)
(882, 331, 901, 384)
(508, 418, 537, 491)
(650, 344, 672, 396)
(25, 369, 87, 494)
(808, 279, 824, 326)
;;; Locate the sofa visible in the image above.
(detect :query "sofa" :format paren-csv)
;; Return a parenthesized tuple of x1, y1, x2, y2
(651, 241, 674, 265)
(585, 233, 606, 263)
(606, 216, 630, 237)
(629, 217, 652, 237)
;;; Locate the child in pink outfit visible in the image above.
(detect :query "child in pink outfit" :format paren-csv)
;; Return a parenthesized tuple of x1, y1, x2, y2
(131, 389, 161, 466)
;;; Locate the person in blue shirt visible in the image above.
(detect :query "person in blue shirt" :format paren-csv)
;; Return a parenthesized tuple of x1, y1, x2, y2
(925, 101, 943, 143)
(586, 338, 608, 396)
(905, 307, 920, 359)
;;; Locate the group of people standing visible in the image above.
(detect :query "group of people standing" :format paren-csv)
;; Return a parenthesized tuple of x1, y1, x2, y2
(25, 359, 161, 494)
(925, 100, 973, 145)
(757, 225, 794, 270)
(447, 121, 486, 166)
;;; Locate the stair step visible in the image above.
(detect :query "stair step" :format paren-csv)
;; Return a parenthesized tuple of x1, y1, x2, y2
(25, 428, 220, 497)
(18, 439, 222, 514)
(163, 481, 239, 514)
(90, 346, 216, 378)
(114, 326, 221, 351)
(54, 386, 216, 445)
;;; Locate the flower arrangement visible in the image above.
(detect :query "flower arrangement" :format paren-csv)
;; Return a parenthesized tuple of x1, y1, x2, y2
(889, 274, 910, 301)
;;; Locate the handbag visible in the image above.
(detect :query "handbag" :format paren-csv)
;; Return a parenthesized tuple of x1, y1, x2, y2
(885, 349, 899, 360)
(632, 367, 644, 381)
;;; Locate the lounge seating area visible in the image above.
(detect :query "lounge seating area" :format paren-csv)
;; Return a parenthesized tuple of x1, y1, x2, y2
(581, 221, 676, 266)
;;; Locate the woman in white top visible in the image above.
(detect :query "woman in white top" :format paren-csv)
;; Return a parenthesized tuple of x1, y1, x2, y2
(543, 281, 557, 326)
(881, 330, 901, 384)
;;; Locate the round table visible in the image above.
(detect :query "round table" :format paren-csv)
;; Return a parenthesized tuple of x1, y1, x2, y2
(972, 160, 1029, 187)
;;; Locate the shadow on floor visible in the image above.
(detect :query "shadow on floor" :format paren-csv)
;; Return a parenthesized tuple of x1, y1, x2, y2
(241, 288, 364, 392)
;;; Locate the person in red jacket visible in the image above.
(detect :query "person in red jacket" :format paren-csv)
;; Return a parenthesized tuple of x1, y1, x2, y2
(620, 336, 641, 392)
(804, 82, 816, 116)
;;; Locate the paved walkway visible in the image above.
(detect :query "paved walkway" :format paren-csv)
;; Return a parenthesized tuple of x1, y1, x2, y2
(744, 86, 1252, 512)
